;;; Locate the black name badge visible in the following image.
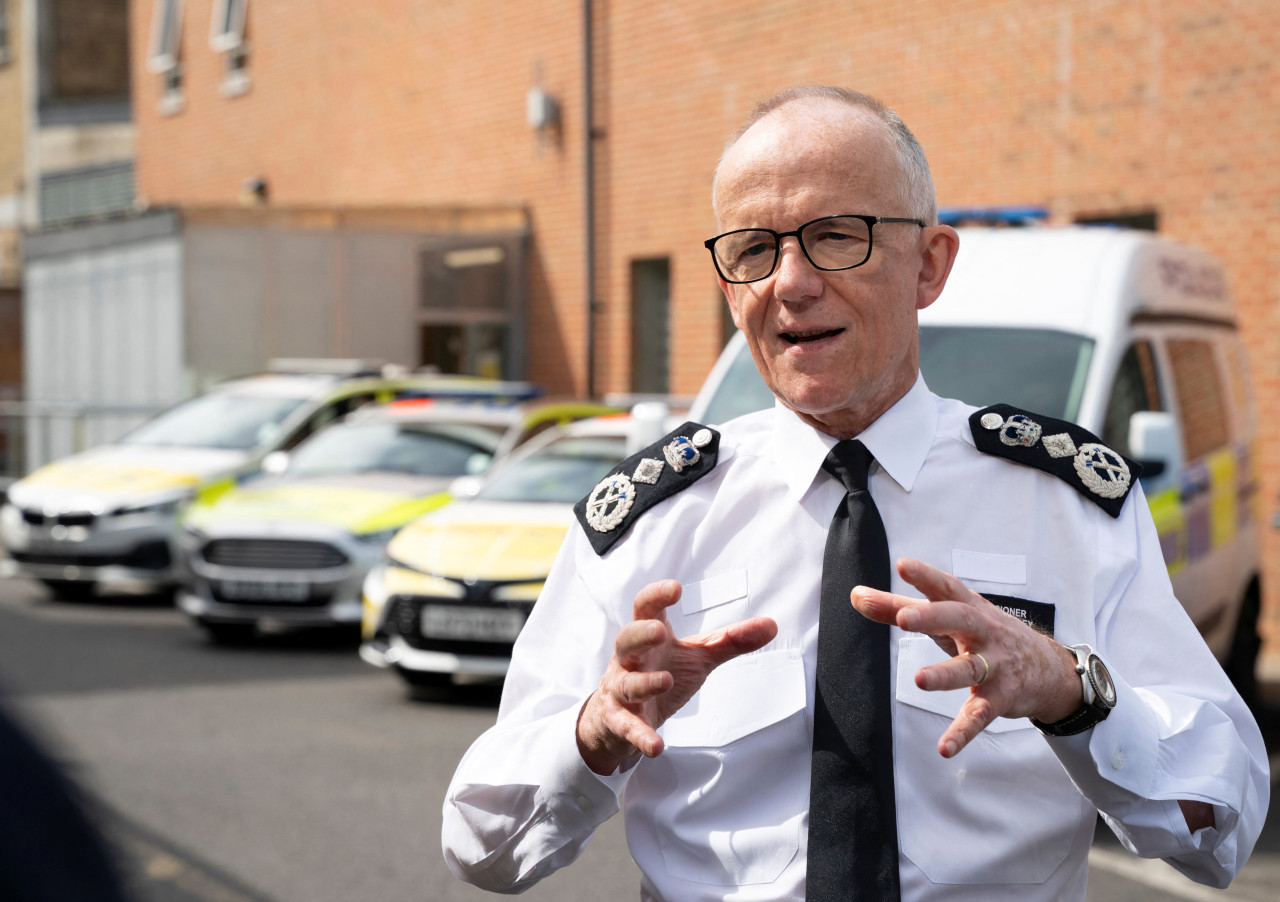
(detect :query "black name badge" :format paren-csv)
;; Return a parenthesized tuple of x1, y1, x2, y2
(981, 593, 1055, 635)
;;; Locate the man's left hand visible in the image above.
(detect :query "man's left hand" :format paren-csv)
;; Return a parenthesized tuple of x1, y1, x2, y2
(851, 557, 1082, 758)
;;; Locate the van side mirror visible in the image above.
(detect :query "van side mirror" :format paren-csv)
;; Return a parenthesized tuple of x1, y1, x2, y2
(627, 401, 671, 455)
(1128, 411, 1182, 491)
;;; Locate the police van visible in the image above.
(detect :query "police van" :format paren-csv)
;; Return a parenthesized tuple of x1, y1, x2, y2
(690, 226, 1262, 697)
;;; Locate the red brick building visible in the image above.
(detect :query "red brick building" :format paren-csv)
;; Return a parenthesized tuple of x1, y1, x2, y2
(128, 1, 1280, 642)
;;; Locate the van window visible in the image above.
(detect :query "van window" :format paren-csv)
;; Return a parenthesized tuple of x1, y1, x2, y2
(1103, 341, 1162, 457)
(918, 327, 1094, 421)
(700, 341, 777, 426)
(1167, 339, 1228, 460)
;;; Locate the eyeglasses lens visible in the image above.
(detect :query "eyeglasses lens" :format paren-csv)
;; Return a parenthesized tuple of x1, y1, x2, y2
(802, 216, 872, 270)
(713, 216, 873, 282)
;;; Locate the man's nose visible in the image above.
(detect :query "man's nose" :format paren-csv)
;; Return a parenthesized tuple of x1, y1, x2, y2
(772, 237, 823, 300)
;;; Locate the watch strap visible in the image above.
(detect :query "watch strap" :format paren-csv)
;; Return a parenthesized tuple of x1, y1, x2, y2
(1031, 703, 1109, 736)
(1032, 644, 1113, 737)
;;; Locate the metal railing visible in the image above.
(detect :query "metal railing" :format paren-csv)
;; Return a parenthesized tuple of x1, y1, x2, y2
(0, 401, 165, 487)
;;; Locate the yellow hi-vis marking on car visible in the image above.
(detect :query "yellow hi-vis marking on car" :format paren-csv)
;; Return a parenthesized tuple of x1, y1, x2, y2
(22, 460, 202, 494)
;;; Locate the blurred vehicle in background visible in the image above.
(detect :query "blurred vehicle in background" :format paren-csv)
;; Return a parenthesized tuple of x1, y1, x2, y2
(360, 414, 635, 689)
(691, 226, 1262, 699)
(175, 400, 516, 643)
(0, 359, 536, 601)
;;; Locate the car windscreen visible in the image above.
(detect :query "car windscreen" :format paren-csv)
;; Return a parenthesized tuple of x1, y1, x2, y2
(476, 437, 627, 504)
(918, 326, 1094, 421)
(286, 423, 500, 478)
(120, 394, 309, 450)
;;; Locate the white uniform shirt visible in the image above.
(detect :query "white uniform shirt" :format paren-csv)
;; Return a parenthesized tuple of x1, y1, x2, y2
(442, 377, 1269, 901)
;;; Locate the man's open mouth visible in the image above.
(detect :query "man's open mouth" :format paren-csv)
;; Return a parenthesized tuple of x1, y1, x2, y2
(781, 328, 844, 345)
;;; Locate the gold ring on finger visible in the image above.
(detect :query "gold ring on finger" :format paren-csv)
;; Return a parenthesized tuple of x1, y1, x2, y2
(965, 651, 990, 685)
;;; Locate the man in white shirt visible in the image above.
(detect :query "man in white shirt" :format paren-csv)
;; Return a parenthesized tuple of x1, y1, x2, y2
(442, 86, 1269, 900)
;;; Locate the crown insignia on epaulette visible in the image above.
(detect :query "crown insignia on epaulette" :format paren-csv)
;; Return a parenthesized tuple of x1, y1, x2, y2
(970, 405, 1140, 518)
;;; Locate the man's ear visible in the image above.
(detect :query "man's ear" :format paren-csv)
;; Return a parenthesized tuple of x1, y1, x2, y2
(916, 225, 960, 312)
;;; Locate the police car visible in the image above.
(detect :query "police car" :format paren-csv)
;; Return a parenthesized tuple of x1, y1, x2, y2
(175, 400, 525, 643)
(360, 414, 635, 689)
(0, 361, 535, 600)
(691, 226, 1262, 698)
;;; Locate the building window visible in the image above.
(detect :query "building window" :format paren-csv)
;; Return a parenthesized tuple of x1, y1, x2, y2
(39, 162, 136, 227)
(0, 1, 11, 67)
(631, 258, 671, 394)
(1075, 210, 1159, 231)
(148, 0, 185, 113)
(210, 0, 250, 96)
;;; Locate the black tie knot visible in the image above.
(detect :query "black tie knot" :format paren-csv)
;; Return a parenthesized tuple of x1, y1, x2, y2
(822, 439, 874, 494)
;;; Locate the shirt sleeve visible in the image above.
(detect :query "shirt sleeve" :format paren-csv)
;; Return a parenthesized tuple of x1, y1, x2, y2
(1042, 483, 1270, 888)
(441, 527, 634, 893)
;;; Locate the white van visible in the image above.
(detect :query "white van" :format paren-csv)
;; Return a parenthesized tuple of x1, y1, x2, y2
(689, 226, 1261, 698)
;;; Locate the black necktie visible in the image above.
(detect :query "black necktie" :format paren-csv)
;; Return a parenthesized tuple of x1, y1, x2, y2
(806, 439, 900, 901)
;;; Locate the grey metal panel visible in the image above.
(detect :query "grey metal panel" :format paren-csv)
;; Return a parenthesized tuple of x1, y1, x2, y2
(266, 229, 334, 359)
(342, 231, 421, 368)
(24, 235, 183, 464)
(184, 224, 266, 389)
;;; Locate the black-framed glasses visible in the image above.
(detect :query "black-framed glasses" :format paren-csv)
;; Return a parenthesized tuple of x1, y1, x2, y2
(704, 214, 927, 284)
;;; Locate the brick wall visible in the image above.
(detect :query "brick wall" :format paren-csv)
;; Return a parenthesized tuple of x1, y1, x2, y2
(131, 0, 1280, 645)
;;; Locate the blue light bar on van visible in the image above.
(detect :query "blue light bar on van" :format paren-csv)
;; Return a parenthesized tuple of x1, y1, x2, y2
(938, 206, 1049, 227)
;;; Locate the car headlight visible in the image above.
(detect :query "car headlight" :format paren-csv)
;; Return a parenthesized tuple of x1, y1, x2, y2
(362, 562, 390, 637)
(0, 504, 21, 528)
(116, 494, 190, 518)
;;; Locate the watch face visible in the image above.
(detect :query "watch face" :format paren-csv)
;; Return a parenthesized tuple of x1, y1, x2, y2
(1088, 656, 1117, 707)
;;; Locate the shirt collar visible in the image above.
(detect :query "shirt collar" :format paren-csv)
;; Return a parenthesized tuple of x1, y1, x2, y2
(770, 374, 937, 503)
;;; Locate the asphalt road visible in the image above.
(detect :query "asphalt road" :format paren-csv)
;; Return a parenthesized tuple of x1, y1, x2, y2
(0, 575, 1276, 902)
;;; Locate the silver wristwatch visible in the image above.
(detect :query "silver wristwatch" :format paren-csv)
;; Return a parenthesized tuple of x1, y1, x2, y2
(1032, 644, 1117, 737)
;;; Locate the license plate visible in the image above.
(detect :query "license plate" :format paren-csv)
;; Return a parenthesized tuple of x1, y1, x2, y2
(420, 605, 524, 641)
(219, 579, 310, 602)
(24, 535, 64, 554)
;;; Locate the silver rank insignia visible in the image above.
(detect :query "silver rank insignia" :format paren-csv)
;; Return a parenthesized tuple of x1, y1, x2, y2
(663, 435, 700, 472)
(999, 414, 1042, 448)
(632, 458, 664, 485)
(585, 473, 636, 532)
(1041, 432, 1078, 459)
(1073, 443, 1131, 499)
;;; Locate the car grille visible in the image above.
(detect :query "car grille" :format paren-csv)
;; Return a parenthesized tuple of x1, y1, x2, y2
(10, 540, 171, 570)
(200, 539, 348, 570)
(21, 508, 97, 527)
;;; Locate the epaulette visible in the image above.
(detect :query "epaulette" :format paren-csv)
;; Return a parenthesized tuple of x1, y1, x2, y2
(573, 421, 720, 556)
(969, 404, 1142, 519)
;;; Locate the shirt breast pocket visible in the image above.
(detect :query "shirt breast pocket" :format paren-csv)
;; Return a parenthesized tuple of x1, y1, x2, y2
(668, 569, 749, 637)
(654, 648, 807, 886)
(893, 636, 1091, 884)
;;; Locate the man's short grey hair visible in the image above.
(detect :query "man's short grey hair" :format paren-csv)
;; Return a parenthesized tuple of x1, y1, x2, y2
(714, 86, 938, 226)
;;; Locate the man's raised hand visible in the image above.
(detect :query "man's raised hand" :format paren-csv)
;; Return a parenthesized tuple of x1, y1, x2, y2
(576, 580, 777, 775)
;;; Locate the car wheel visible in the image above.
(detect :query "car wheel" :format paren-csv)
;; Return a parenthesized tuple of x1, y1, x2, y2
(40, 579, 97, 601)
(200, 621, 258, 646)
(1223, 583, 1261, 708)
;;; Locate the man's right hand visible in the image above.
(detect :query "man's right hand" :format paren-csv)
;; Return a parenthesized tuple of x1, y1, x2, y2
(575, 579, 778, 775)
